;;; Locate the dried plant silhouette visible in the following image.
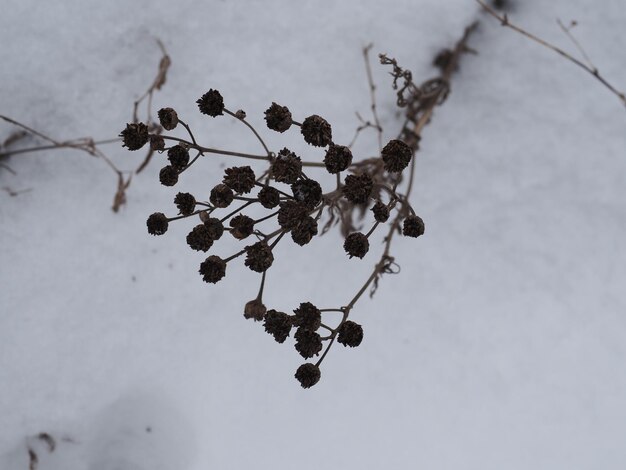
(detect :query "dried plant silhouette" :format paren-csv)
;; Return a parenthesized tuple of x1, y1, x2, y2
(6, 0, 619, 391)
(0, 40, 171, 211)
(121, 22, 478, 388)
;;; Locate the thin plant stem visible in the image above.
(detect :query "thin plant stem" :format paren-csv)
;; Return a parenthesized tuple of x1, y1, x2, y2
(224, 108, 272, 158)
(476, 0, 626, 108)
(161, 135, 269, 160)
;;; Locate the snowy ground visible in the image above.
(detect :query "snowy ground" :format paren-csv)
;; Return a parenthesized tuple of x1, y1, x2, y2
(1, 0, 626, 469)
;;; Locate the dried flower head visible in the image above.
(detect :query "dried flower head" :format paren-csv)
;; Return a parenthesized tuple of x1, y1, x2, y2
(277, 200, 308, 230)
(158, 107, 179, 131)
(264, 102, 292, 133)
(147, 212, 168, 235)
(337, 320, 363, 347)
(174, 192, 196, 216)
(371, 201, 390, 223)
(291, 216, 318, 246)
(187, 224, 214, 252)
(199, 255, 227, 283)
(203, 217, 225, 240)
(301, 115, 332, 147)
(244, 241, 274, 273)
(342, 173, 373, 204)
(381, 139, 412, 173)
(402, 214, 425, 238)
(293, 302, 322, 331)
(324, 144, 353, 174)
(223, 166, 256, 194)
(294, 328, 323, 359)
(197, 89, 224, 117)
(210, 184, 234, 208)
(271, 148, 302, 184)
(264, 309, 292, 343)
(344, 232, 369, 259)
(120, 122, 149, 151)
(159, 165, 179, 187)
(229, 214, 255, 240)
(258, 186, 280, 209)
(167, 145, 190, 170)
(291, 179, 322, 208)
(295, 363, 321, 389)
(244, 299, 267, 321)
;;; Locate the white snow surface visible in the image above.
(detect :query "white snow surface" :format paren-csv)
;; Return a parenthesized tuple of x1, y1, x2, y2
(1, 0, 626, 469)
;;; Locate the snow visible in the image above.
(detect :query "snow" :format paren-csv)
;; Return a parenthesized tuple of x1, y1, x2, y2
(1, 0, 626, 469)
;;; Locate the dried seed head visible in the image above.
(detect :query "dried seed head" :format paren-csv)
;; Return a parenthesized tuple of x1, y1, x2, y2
(120, 122, 149, 151)
(264, 102, 292, 133)
(147, 212, 168, 235)
(199, 255, 226, 283)
(344, 232, 369, 259)
(150, 135, 165, 151)
(337, 320, 364, 347)
(293, 302, 321, 331)
(244, 241, 274, 273)
(301, 115, 332, 147)
(157, 107, 179, 131)
(264, 309, 292, 343)
(371, 200, 390, 223)
(258, 186, 280, 209)
(203, 217, 225, 240)
(342, 173, 373, 204)
(223, 166, 256, 194)
(229, 214, 255, 240)
(277, 200, 308, 230)
(174, 192, 196, 216)
(294, 328, 323, 359)
(196, 89, 224, 117)
(271, 148, 302, 184)
(167, 145, 190, 170)
(244, 299, 267, 321)
(291, 216, 318, 246)
(235, 109, 246, 119)
(187, 224, 214, 252)
(210, 184, 234, 208)
(159, 165, 179, 187)
(381, 139, 413, 173)
(295, 363, 321, 389)
(291, 179, 322, 208)
(402, 215, 425, 238)
(324, 144, 353, 174)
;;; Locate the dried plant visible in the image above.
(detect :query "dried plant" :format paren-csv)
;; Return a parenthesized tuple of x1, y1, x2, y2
(25, 432, 59, 470)
(477, 0, 626, 109)
(122, 23, 478, 388)
(0, 40, 171, 211)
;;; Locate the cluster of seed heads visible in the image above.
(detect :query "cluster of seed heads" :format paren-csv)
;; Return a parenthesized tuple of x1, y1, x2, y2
(120, 85, 424, 388)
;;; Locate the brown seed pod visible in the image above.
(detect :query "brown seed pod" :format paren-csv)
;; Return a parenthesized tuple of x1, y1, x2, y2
(264, 102, 292, 133)
(343, 232, 369, 259)
(196, 89, 224, 117)
(301, 115, 332, 147)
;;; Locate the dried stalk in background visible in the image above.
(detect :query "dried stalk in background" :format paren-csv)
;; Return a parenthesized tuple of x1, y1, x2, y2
(0, 39, 171, 211)
(476, 0, 626, 109)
